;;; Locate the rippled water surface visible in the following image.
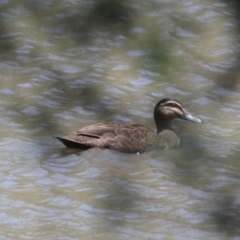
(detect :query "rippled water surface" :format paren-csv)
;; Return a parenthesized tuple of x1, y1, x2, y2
(1, 0, 240, 239)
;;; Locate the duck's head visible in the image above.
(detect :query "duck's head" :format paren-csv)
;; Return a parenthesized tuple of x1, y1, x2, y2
(154, 98, 202, 132)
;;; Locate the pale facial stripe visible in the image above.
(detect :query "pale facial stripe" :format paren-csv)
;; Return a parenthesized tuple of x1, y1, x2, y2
(161, 100, 183, 115)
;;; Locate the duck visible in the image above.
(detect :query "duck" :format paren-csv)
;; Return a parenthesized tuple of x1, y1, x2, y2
(56, 98, 202, 153)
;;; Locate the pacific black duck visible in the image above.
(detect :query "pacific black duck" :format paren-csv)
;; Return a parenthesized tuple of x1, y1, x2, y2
(56, 98, 202, 153)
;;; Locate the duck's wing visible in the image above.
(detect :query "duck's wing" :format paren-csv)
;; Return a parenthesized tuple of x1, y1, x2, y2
(77, 122, 121, 138)
(57, 122, 128, 150)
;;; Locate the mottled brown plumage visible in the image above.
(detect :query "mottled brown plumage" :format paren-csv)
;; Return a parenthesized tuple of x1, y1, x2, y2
(56, 98, 202, 153)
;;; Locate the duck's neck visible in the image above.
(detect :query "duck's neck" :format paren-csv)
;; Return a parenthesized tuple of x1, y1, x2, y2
(154, 109, 174, 134)
(155, 120, 173, 134)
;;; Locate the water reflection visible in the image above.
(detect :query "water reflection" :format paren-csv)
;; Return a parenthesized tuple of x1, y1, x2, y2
(0, 0, 240, 239)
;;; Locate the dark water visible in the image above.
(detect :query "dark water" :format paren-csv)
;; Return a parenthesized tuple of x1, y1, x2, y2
(0, 0, 240, 239)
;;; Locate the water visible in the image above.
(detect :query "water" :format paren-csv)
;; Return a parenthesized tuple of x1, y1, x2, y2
(0, 0, 240, 239)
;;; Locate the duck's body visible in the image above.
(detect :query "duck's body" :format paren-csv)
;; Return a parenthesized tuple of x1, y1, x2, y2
(57, 122, 179, 153)
(57, 98, 202, 153)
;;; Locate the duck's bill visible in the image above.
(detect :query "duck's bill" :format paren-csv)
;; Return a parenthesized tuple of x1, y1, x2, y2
(180, 109, 202, 123)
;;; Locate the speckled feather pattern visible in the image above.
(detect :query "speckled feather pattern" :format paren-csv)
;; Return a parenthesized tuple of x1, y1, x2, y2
(58, 122, 180, 153)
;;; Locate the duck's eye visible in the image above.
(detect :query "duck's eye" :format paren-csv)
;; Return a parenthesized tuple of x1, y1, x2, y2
(169, 103, 175, 107)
